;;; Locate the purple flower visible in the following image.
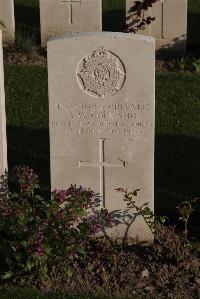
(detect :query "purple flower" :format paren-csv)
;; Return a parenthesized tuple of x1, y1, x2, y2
(84, 215, 98, 223)
(11, 165, 39, 194)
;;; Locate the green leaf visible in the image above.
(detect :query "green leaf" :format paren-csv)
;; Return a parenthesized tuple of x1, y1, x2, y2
(77, 209, 87, 217)
(64, 268, 73, 278)
(11, 245, 17, 252)
(1, 271, 13, 280)
(77, 247, 86, 254)
(26, 261, 35, 271)
(0, 21, 5, 28)
(34, 195, 44, 202)
(20, 241, 28, 248)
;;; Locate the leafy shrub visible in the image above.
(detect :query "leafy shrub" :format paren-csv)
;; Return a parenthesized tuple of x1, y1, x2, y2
(1, 166, 198, 290)
(117, 187, 198, 263)
(192, 58, 200, 72)
(170, 56, 200, 73)
(0, 166, 111, 284)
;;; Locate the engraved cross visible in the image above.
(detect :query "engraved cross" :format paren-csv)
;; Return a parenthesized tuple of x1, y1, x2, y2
(159, 0, 167, 39)
(59, 0, 81, 25)
(148, 0, 167, 39)
(79, 139, 126, 207)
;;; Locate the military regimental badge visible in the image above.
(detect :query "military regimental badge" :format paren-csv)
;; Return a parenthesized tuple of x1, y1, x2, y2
(76, 46, 126, 98)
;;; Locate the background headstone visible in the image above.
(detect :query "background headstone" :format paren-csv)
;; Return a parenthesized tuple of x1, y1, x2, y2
(48, 32, 155, 244)
(126, 0, 188, 56)
(0, 30, 7, 187)
(40, 0, 102, 47)
(0, 0, 15, 43)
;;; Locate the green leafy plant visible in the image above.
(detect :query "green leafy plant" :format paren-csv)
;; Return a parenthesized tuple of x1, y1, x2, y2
(170, 56, 200, 73)
(171, 56, 191, 72)
(116, 188, 198, 263)
(0, 166, 110, 284)
(192, 58, 200, 72)
(116, 187, 167, 240)
(176, 198, 198, 240)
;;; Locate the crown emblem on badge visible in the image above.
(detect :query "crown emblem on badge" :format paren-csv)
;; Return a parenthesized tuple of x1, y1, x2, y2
(77, 46, 126, 98)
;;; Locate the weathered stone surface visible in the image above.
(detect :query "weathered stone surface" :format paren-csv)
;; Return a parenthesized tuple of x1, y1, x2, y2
(126, 0, 188, 56)
(0, 0, 15, 43)
(0, 31, 7, 186)
(48, 32, 155, 244)
(40, 0, 102, 47)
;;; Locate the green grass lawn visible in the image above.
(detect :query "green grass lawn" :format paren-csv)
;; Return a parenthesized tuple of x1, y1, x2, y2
(155, 73, 200, 218)
(4, 65, 49, 189)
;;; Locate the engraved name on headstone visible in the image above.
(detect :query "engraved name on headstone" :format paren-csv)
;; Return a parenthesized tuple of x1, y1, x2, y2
(48, 32, 155, 244)
(39, 0, 102, 47)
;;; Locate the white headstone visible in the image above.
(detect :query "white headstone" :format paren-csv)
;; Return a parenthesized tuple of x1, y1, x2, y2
(126, 0, 188, 56)
(48, 32, 155, 244)
(0, 30, 7, 187)
(39, 0, 102, 47)
(0, 0, 15, 43)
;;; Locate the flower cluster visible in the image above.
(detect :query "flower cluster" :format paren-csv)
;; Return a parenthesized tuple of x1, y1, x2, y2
(35, 221, 48, 257)
(83, 215, 102, 234)
(52, 185, 96, 207)
(52, 189, 69, 204)
(11, 165, 39, 195)
(0, 166, 113, 283)
(0, 203, 12, 216)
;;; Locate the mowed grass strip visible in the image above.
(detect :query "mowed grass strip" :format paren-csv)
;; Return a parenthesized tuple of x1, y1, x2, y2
(155, 73, 200, 217)
(4, 65, 50, 186)
(5, 65, 48, 129)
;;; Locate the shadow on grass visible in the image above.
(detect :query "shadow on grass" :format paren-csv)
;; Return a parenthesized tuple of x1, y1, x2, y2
(14, 1, 40, 44)
(187, 12, 200, 55)
(7, 126, 50, 190)
(155, 133, 200, 225)
(103, 9, 125, 32)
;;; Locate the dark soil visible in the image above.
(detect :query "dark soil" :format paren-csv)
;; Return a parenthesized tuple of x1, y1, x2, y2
(2, 225, 200, 298)
(155, 59, 175, 73)
(3, 46, 46, 66)
(38, 225, 200, 298)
